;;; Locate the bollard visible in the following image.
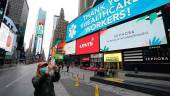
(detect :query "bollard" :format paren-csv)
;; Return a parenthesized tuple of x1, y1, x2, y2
(74, 74, 80, 87)
(83, 73, 85, 80)
(95, 84, 99, 96)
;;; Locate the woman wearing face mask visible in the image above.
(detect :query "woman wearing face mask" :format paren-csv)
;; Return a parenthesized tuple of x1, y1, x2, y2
(32, 62, 60, 96)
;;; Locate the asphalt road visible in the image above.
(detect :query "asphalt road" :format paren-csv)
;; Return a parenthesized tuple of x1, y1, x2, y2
(0, 64, 154, 96)
(0, 64, 116, 96)
(0, 64, 36, 96)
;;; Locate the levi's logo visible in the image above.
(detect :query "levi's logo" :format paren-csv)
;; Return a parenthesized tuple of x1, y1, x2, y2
(79, 37, 94, 48)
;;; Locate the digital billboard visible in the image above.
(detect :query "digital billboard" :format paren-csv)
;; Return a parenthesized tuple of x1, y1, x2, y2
(76, 32, 99, 55)
(36, 21, 45, 35)
(65, 40, 76, 55)
(104, 53, 122, 62)
(5, 31, 14, 52)
(54, 54, 64, 60)
(36, 8, 46, 35)
(100, 11, 167, 52)
(0, 23, 14, 52)
(36, 36, 43, 54)
(91, 53, 103, 58)
(66, 0, 170, 42)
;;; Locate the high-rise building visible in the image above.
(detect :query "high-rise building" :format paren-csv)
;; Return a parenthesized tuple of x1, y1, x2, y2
(25, 34, 34, 63)
(78, 0, 104, 15)
(6, 0, 29, 50)
(50, 8, 68, 58)
(0, 0, 29, 64)
(33, 8, 46, 56)
(79, 0, 94, 15)
(52, 8, 68, 47)
(0, 0, 8, 26)
(50, 15, 60, 47)
(0, 0, 8, 65)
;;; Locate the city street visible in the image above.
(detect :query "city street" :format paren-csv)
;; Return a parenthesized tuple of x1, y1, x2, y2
(0, 64, 153, 96)
(0, 64, 35, 96)
(0, 0, 170, 96)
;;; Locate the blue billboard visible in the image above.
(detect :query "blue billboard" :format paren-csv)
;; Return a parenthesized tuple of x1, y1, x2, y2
(66, 0, 170, 42)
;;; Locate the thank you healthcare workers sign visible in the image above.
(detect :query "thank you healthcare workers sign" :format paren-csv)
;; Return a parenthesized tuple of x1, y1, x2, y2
(66, 0, 170, 42)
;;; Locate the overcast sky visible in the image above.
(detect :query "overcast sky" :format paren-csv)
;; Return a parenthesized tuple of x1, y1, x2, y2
(24, 0, 79, 60)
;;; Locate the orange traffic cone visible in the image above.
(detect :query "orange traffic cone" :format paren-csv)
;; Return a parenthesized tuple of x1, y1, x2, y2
(95, 84, 99, 96)
(74, 74, 80, 87)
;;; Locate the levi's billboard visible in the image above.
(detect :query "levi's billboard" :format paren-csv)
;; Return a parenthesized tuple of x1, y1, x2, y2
(76, 32, 99, 55)
(66, 0, 170, 42)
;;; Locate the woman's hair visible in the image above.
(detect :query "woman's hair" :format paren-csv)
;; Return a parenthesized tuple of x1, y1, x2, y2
(36, 62, 48, 78)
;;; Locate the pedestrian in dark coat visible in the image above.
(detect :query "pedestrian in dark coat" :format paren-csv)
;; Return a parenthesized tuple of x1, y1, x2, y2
(61, 63, 64, 70)
(32, 62, 60, 96)
(66, 63, 70, 72)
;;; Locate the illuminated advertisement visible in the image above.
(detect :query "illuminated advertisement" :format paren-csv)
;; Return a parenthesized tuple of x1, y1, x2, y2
(36, 8, 46, 35)
(76, 32, 99, 55)
(0, 23, 14, 52)
(54, 54, 64, 60)
(91, 53, 103, 63)
(36, 36, 43, 54)
(36, 21, 45, 35)
(5, 31, 14, 52)
(104, 53, 122, 62)
(91, 53, 103, 58)
(66, 0, 170, 42)
(100, 11, 167, 51)
(56, 39, 66, 54)
(65, 40, 76, 55)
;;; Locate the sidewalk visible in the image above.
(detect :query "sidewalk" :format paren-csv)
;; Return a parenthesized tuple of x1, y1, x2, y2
(90, 70, 170, 96)
(125, 71, 170, 81)
(54, 81, 70, 96)
(58, 67, 153, 96)
(60, 78, 117, 96)
(126, 71, 170, 77)
(60, 66, 94, 82)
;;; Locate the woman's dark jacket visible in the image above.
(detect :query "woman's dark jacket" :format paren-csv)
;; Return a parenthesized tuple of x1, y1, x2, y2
(32, 71, 60, 96)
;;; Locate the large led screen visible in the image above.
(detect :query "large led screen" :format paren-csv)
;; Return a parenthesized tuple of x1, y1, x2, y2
(100, 11, 167, 52)
(36, 36, 43, 55)
(76, 32, 99, 55)
(66, 0, 170, 42)
(104, 53, 122, 62)
(65, 40, 76, 55)
(0, 23, 14, 52)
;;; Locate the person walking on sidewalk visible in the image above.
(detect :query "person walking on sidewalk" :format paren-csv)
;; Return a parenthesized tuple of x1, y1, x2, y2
(66, 63, 70, 72)
(61, 63, 64, 70)
(58, 63, 61, 72)
(32, 62, 60, 96)
(61, 61, 64, 70)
